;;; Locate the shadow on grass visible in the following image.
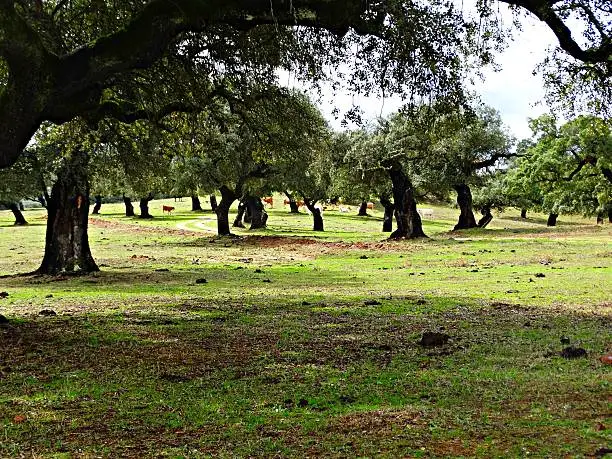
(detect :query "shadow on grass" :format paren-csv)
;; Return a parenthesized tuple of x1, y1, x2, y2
(0, 291, 609, 457)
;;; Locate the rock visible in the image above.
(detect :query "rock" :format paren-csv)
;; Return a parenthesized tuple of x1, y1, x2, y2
(0, 292, 8, 298)
(254, 268, 263, 273)
(195, 278, 207, 284)
(364, 299, 381, 306)
(39, 309, 57, 317)
(262, 279, 272, 283)
(155, 268, 169, 272)
(359, 255, 368, 259)
(0, 314, 9, 324)
(45, 294, 53, 298)
(535, 273, 546, 278)
(599, 354, 612, 365)
(560, 346, 587, 359)
(301, 301, 311, 306)
(595, 447, 612, 457)
(418, 331, 450, 347)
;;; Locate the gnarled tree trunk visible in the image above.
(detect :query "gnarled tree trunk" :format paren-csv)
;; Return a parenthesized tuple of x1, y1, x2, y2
(520, 208, 527, 219)
(191, 195, 203, 211)
(216, 186, 236, 236)
(246, 196, 268, 229)
(8, 202, 28, 225)
(358, 201, 368, 216)
(36, 149, 99, 275)
(547, 213, 558, 227)
(209, 195, 218, 211)
(453, 184, 477, 230)
(380, 196, 394, 233)
(477, 207, 493, 228)
(92, 195, 102, 214)
(285, 191, 299, 213)
(304, 199, 324, 231)
(123, 195, 135, 217)
(233, 199, 246, 228)
(387, 163, 426, 239)
(139, 193, 154, 219)
(596, 212, 604, 224)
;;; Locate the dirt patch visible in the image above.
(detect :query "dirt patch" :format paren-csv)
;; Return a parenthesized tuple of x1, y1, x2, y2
(90, 218, 203, 237)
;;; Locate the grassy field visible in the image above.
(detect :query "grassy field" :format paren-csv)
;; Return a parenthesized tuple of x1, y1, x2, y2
(0, 199, 610, 458)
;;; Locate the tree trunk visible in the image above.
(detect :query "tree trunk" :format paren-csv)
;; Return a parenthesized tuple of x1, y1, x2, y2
(209, 195, 218, 211)
(216, 186, 236, 236)
(139, 194, 154, 219)
(37, 194, 47, 208)
(453, 184, 478, 230)
(304, 199, 324, 231)
(123, 195, 135, 217)
(191, 195, 203, 211)
(233, 200, 246, 228)
(246, 196, 268, 229)
(8, 202, 28, 225)
(358, 201, 368, 216)
(608, 207, 612, 223)
(387, 163, 427, 239)
(520, 208, 527, 219)
(596, 212, 603, 224)
(380, 196, 394, 232)
(477, 207, 493, 228)
(285, 191, 299, 213)
(36, 149, 99, 275)
(547, 213, 558, 227)
(92, 195, 102, 214)
(18, 202, 24, 211)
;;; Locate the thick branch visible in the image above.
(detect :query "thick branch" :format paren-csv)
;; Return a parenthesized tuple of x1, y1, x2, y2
(500, 0, 611, 65)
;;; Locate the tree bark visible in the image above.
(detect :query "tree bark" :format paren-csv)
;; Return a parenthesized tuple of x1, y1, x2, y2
(285, 191, 299, 213)
(123, 195, 135, 217)
(596, 212, 603, 224)
(547, 213, 558, 227)
(387, 163, 427, 239)
(233, 200, 246, 228)
(36, 149, 99, 275)
(216, 186, 236, 236)
(209, 195, 218, 211)
(191, 194, 203, 211)
(608, 207, 612, 224)
(8, 202, 28, 225)
(477, 207, 493, 228)
(520, 208, 527, 219)
(453, 184, 478, 230)
(380, 196, 394, 232)
(246, 196, 268, 229)
(92, 195, 102, 214)
(304, 199, 324, 231)
(358, 201, 369, 216)
(139, 194, 154, 218)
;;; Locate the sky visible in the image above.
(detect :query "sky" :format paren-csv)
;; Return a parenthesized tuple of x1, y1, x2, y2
(309, 4, 560, 142)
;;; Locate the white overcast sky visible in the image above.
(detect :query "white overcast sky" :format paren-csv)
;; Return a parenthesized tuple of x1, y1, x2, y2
(305, 4, 560, 141)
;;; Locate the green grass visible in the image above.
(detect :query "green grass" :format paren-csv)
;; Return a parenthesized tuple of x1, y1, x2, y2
(0, 199, 610, 457)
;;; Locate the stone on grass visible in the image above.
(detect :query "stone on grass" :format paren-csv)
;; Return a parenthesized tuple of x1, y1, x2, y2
(39, 309, 57, 317)
(418, 331, 450, 347)
(560, 346, 587, 359)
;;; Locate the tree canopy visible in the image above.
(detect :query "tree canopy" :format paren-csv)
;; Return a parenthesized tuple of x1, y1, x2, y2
(1, 0, 610, 169)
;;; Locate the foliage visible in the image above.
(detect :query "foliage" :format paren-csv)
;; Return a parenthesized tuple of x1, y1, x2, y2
(503, 114, 612, 216)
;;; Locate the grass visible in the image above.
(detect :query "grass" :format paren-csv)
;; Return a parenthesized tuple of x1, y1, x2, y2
(0, 199, 610, 457)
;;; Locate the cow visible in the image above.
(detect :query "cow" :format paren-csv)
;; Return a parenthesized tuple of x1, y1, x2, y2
(367, 202, 375, 210)
(162, 205, 175, 215)
(262, 197, 274, 207)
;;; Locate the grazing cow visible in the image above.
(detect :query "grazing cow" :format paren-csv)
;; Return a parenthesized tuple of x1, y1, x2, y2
(339, 206, 351, 213)
(418, 208, 434, 218)
(162, 205, 175, 215)
(367, 202, 374, 210)
(262, 197, 274, 207)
